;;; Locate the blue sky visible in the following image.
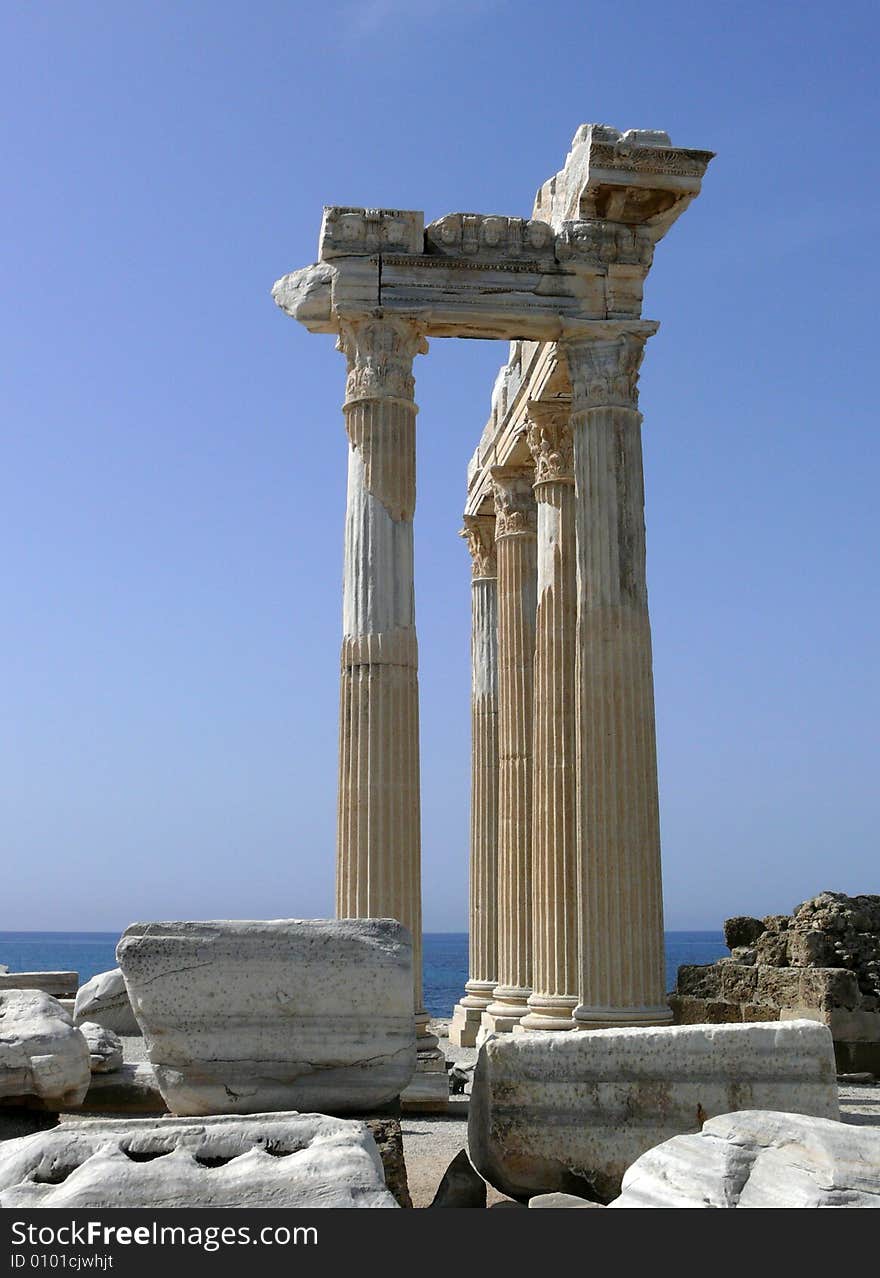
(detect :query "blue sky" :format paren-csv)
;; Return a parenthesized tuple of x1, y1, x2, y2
(2, 1, 877, 932)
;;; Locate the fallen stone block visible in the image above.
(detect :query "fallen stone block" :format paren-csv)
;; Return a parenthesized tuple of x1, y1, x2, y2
(0, 973, 78, 999)
(0, 992, 91, 1111)
(74, 969, 140, 1037)
(0, 1112, 399, 1208)
(610, 1110, 880, 1208)
(362, 1117, 411, 1208)
(468, 1020, 839, 1203)
(79, 1023, 122, 1074)
(429, 1150, 486, 1208)
(117, 918, 416, 1116)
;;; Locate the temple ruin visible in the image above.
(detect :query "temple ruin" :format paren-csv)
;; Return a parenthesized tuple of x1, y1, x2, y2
(272, 124, 714, 1097)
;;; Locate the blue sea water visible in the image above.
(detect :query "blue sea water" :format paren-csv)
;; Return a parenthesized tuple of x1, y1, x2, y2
(0, 930, 726, 1018)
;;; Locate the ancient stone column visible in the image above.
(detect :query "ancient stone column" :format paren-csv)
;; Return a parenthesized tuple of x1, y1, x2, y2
(520, 402, 579, 1031)
(563, 330, 671, 1029)
(334, 311, 440, 1059)
(483, 466, 537, 1033)
(450, 515, 499, 1048)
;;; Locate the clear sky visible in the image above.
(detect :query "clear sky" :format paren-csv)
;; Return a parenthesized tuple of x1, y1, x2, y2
(2, 1, 877, 933)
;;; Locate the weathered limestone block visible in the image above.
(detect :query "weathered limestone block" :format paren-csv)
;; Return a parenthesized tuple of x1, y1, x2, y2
(675, 965, 723, 999)
(669, 996, 740, 1025)
(74, 968, 140, 1037)
(755, 932, 790, 966)
(720, 963, 759, 1005)
(468, 1021, 838, 1203)
(611, 1110, 880, 1208)
(741, 1003, 781, 1023)
(78, 1023, 123, 1074)
(723, 917, 764, 950)
(0, 1112, 399, 1208)
(799, 967, 862, 1012)
(362, 1118, 411, 1208)
(0, 973, 78, 999)
(755, 966, 801, 1006)
(117, 919, 416, 1116)
(0, 992, 90, 1110)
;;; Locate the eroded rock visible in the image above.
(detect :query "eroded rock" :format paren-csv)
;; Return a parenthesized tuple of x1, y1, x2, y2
(0, 992, 90, 1111)
(74, 969, 140, 1037)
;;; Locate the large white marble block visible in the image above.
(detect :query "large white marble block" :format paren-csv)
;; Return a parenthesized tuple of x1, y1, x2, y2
(0, 991, 91, 1110)
(611, 1110, 880, 1208)
(116, 918, 416, 1116)
(74, 967, 141, 1036)
(0, 1112, 398, 1208)
(468, 1020, 839, 1202)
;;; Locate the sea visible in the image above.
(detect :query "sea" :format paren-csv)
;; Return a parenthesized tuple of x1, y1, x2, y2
(0, 931, 726, 1017)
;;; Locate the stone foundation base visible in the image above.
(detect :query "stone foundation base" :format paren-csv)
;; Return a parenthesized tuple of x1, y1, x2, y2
(481, 1009, 523, 1034)
(449, 1002, 484, 1048)
(400, 1052, 449, 1114)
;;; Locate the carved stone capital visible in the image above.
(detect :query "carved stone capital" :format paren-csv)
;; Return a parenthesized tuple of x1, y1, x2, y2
(525, 401, 574, 486)
(336, 314, 428, 407)
(491, 466, 537, 539)
(460, 515, 497, 579)
(563, 331, 648, 413)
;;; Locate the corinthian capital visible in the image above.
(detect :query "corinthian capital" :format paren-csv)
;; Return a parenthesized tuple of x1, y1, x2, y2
(336, 313, 428, 406)
(525, 401, 574, 485)
(563, 330, 648, 412)
(491, 465, 537, 539)
(460, 515, 497, 579)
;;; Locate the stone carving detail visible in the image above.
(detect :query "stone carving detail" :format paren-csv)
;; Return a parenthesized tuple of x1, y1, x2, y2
(320, 207, 424, 259)
(590, 141, 715, 179)
(337, 315, 427, 407)
(491, 467, 537, 538)
(525, 402, 574, 484)
(426, 214, 555, 264)
(460, 515, 497, 579)
(564, 332, 647, 411)
(555, 221, 654, 269)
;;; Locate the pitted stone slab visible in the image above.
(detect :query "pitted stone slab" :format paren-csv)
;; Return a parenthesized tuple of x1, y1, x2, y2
(117, 918, 416, 1116)
(468, 1020, 839, 1203)
(0, 991, 90, 1110)
(0, 973, 78, 999)
(0, 1112, 398, 1208)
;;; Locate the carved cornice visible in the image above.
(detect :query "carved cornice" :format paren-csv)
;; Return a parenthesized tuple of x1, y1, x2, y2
(563, 331, 648, 413)
(525, 401, 574, 485)
(460, 515, 497, 579)
(590, 142, 714, 179)
(555, 220, 654, 270)
(336, 314, 428, 407)
(491, 466, 537, 539)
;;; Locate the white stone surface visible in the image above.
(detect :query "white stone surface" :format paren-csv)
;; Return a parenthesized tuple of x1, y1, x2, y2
(611, 1110, 880, 1208)
(78, 1022, 123, 1074)
(0, 991, 91, 1110)
(529, 1192, 604, 1208)
(0, 1112, 398, 1208)
(117, 918, 416, 1116)
(468, 1020, 839, 1202)
(74, 967, 141, 1036)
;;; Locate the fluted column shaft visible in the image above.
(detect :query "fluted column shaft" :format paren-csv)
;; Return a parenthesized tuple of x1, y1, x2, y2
(335, 312, 437, 1047)
(484, 467, 537, 1032)
(521, 404, 579, 1031)
(450, 516, 499, 1047)
(563, 331, 671, 1028)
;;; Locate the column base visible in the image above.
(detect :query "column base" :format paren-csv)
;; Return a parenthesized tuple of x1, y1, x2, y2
(450, 981, 495, 1047)
(400, 1050, 449, 1113)
(574, 1004, 673, 1030)
(414, 1009, 440, 1057)
(482, 986, 531, 1034)
(450, 1003, 484, 1048)
(518, 993, 579, 1032)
